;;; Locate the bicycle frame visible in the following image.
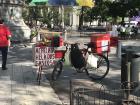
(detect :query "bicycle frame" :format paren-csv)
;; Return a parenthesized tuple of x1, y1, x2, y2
(58, 42, 109, 68)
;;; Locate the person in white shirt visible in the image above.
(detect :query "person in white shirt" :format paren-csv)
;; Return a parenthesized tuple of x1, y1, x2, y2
(111, 24, 118, 37)
(120, 24, 126, 39)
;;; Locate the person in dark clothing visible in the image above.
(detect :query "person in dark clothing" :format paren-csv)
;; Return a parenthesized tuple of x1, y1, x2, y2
(0, 18, 11, 70)
(131, 26, 138, 34)
(131, 26, 138, 39)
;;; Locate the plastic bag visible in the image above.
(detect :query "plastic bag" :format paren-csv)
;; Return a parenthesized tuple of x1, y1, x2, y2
(87, 54, 98, 68)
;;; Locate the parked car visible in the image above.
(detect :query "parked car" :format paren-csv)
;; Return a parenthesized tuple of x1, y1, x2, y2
(125, 21, 138, 28)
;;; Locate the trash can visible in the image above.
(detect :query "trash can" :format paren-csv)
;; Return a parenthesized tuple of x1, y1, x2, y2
(131, 52, 140, 83)
(121, 46, 140, 87)
(121, 46, 140, 102)
(121, 48, 134, 86)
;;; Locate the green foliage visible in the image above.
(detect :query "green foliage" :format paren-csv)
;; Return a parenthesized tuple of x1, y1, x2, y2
(23, 0, 140, 28)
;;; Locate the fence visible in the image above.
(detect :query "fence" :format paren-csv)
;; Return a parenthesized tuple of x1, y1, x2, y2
(70, 79, 140, 105)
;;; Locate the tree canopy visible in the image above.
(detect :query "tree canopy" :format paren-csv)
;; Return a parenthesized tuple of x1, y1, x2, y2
(23, 0, 140, 28)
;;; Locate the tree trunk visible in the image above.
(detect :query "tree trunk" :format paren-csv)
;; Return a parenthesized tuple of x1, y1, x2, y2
(122, 17, 125, 23)
(79, 6, 84, 30)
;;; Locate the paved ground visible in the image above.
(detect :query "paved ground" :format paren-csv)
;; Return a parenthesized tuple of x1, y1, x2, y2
(0, 33, 140, 105)
(0, 44, 63, 105)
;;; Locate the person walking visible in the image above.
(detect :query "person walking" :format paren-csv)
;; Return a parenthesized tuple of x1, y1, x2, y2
(125, 25, 131, 39)
(0, 18, 12, 70)
(120, 23, 126, 39)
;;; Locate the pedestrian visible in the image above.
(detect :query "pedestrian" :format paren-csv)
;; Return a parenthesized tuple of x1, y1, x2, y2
(131, 26, 138, 35)
(125, 25, 131, 39)
(120, 23, 126, 39)
(111, 23, 118, 37)
(0, 18, 12, 70)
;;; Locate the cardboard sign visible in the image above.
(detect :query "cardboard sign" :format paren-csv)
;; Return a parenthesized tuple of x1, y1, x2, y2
(34, 47, 55, 66)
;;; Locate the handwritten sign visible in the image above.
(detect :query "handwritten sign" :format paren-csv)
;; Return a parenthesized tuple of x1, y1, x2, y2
(34, 47, 55, 66)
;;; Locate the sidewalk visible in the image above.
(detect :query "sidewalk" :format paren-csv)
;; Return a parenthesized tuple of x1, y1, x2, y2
(1, 37, 139, 104)
(0, 44, 63, 105)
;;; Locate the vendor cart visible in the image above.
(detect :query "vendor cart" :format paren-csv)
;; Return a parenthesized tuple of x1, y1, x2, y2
(33, 32, 64, 85)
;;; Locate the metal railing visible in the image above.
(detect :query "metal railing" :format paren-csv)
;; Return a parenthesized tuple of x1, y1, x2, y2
(70, 80, 140, 105)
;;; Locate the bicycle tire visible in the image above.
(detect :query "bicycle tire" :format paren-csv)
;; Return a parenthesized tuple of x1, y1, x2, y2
(85, 54, 109, 80)
(51, 60, 63, 81)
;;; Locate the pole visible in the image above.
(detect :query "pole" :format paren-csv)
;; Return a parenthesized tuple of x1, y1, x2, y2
(64, 29, 67, 41)
(124, 49, 133, 103)
(61, 5, 64, 29)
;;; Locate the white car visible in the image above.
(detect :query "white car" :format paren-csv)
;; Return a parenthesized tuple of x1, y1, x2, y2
(125, 21, 138, 27)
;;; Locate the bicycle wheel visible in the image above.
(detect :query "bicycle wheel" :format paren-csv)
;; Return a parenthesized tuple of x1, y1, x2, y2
(51, 60, 63, 81)
(85, 54, 109, 80)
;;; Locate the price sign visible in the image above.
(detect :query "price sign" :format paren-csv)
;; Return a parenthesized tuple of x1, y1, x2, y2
(34, 47, 55, 66)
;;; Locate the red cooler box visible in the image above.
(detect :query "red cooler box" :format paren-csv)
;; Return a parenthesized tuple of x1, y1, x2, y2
(55, 50, 65, 58)
(55, 46, 66, 58)
(90, 34, 110, 54)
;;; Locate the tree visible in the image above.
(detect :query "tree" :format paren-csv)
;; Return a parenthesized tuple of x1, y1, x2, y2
(82, 0, 110, 25)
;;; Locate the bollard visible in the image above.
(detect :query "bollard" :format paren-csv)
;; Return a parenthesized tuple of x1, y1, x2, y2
(131, 52, 140, 86)
(116, 40, 122, 59)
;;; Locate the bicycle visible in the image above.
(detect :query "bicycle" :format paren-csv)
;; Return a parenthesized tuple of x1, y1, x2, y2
(51, 41, 110, 81)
